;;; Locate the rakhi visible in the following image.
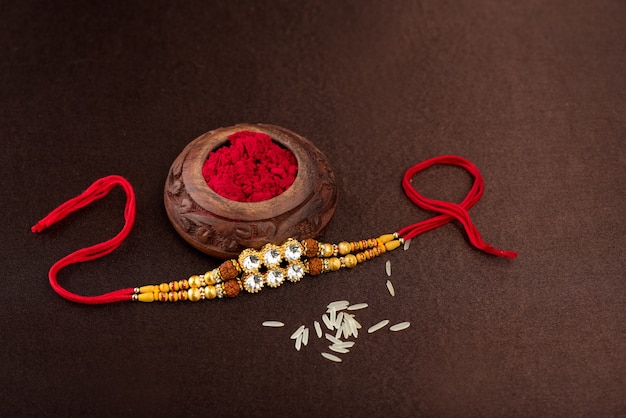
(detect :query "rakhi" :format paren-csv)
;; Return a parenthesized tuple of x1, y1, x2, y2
(32, 140, 516, 305)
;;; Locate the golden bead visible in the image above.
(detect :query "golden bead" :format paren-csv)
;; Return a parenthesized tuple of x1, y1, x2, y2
(178, 279, 189, 290)
(178, 290, 188, 301)
(158, 292, 168, 302)
(168, 281, 179, 292)
(344, 254, 357, 268)
(204, 271, 215, 285)
(337, 241, 351, 256)
(188, 288, 201, 302)
(159, 283, 169, 293)
(188, 275, 200, 288)
(328, 257, 341, 271)
(205, 285, 217, 300)
(320, 243, 334, 258)
(356, 252, 366, 263)
(168, 292, 178, 302)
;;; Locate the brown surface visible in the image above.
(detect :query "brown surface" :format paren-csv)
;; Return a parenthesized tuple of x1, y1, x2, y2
(2, 1, 625, 417)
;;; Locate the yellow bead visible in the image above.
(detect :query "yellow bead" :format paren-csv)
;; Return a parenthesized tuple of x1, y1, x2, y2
(159, 283, 169, 293)
(204, 285, 217, 300)
(328, 257, 341, 271)
(378, 234, 395, 244)
(137, 293, 154, 302)
(356, 252, 366, 263)
(385, 240, 401, 251)
(188, 288, 201, 302)
(188, 275, 200, 288)
(139, 285, 155, 294)
(204, 271, 216, 285)
(344, 254, 357, 268)
(168, 292, 178, 302)
(337, 242, 351, 256)
(321, 243, 334, 258)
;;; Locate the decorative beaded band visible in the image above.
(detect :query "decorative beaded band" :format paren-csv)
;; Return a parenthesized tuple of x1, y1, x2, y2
(131, 233, 403, 303)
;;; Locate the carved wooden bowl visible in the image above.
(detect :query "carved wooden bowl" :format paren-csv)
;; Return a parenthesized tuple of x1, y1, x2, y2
(164, 123, 338, 259)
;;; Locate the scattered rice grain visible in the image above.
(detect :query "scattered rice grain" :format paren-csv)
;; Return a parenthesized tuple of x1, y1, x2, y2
(302, 327, 309, 346)
(389, 322, 411, 332)
(385, 260, 392, 276)
(403, 239, 411, 251)
(333, 341, 355, 348)
(367, 319, 390, 334)
(295, 333, 303, 351)
(327, 300, 349, 311)
(329, 307, 337, 328)
(322, 313, 333, 330)
(347, 303, 368, 311)
(321, 352, 342, 362)
(325, 333, 343, 345)
(262, 321, 285, 327)
(314, 321, 323, 338)
(335, 311, 344, 329)
(329, 345, 350, 354)
(386, 280, 395, 297)
(290, 325, 305, 339)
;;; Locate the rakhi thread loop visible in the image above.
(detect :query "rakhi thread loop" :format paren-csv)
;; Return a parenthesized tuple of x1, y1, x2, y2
(32, 156, 516, 305)
(31, 175, 137, 304)
(398, 155, 517, 259)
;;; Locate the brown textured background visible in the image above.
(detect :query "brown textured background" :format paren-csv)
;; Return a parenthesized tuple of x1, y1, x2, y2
(2, 1, 625, 417)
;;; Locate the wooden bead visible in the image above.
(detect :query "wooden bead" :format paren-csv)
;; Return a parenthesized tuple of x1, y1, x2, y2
(344, 254, 357, 268)
(178, 290, 188, 301)
(179, 279, 189, 290)
(159, 283, 170, 293)
(219, 260, 240, 280)
(223, 280, 241, 298)
(158, 292, 168, 302)
(168, 292, 178, 302)
(355, 252, 366, 263)
(303, 238, 319, 258)
(308, 258, 324, 276)
(168, 281, 179, 292)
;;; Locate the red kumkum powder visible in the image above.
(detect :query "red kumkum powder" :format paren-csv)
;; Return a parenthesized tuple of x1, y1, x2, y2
(201, 131, 298, 202)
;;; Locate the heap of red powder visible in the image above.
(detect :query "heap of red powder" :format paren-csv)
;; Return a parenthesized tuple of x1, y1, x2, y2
(201, 131, 298, 202)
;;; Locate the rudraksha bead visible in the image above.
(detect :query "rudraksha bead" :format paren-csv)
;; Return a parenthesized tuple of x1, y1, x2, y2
(219, 260, 240, 280)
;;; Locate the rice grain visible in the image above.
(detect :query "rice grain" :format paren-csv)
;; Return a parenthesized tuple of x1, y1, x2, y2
(290, 325, 305, 339)
(347, 303, 368, 311)
(386, 280, 395, 297)
(262, 321, 285, 327)
(389, 322, 411, 332)
(367, 319, 390, 333)
(314, 321, 323, 338)
(403, 239, 411, 251)
(385, 260, 392, 276)
(321, 352, 342, 363)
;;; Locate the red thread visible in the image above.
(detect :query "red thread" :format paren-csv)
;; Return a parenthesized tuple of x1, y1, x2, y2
(31, 175, 137, 304)
(32, 156, 515, 304)
(202, 131, 298, 202)
(398, 155, 517, 259)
